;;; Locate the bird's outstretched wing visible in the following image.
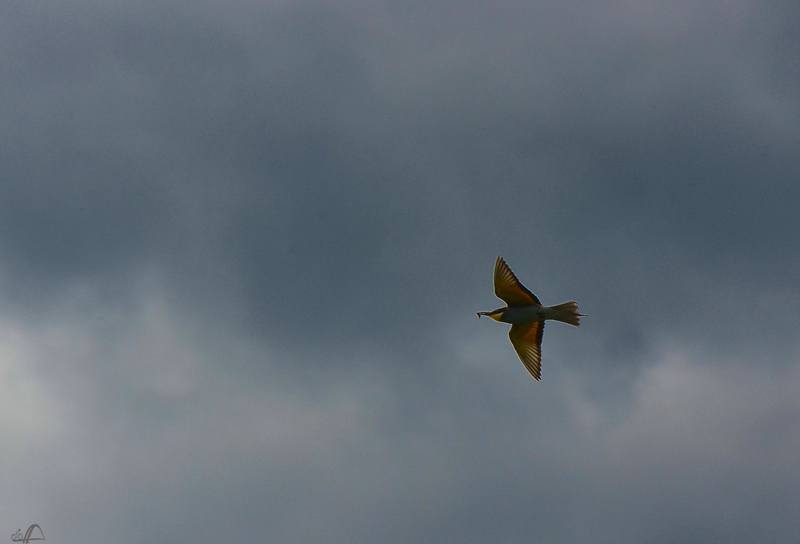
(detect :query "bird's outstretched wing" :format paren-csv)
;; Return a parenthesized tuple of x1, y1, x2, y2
(494, 256, 542, 307)
(509, 321, 545, 380)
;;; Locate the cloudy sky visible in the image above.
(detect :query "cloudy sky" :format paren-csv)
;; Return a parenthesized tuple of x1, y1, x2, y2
(2, 0, 799, 542)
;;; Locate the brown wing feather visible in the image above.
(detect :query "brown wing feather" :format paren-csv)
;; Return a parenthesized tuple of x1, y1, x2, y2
(494, 256, 542, 307)
(508, 321, 545, 380)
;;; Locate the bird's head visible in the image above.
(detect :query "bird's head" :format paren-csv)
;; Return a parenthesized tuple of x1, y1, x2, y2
(476, 308, 507, 321)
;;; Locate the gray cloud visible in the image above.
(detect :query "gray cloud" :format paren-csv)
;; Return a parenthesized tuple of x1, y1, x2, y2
(1, 0, 799, 542)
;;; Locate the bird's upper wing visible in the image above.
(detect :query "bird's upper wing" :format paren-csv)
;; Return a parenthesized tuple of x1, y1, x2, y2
(509, 321, 545, 380)
(494, 256, 542, 307)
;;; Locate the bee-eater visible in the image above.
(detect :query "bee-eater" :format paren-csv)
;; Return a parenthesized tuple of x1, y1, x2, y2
(477, 256, 583, 380)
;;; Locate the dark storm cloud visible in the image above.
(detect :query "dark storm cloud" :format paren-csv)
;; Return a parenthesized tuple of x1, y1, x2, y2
(1, 0, 799, 543)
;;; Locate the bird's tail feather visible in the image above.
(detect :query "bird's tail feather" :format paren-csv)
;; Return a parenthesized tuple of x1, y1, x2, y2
(547, 301, 583, 326)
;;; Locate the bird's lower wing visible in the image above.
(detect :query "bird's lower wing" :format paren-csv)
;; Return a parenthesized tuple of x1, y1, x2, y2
(509, 321, 545, 380)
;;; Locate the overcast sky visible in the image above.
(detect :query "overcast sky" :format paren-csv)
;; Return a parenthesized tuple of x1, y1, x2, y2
(2, 1, 799, 542)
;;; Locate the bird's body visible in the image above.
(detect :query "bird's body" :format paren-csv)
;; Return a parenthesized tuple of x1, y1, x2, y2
(492, 305, 555, 324)
(477, 256, 583, 380)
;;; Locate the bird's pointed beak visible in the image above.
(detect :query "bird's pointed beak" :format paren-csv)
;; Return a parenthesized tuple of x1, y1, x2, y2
(477, 311, 489, 318)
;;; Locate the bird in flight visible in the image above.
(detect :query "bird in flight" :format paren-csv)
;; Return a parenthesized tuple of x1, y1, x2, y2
(477, 256, 583, 380)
